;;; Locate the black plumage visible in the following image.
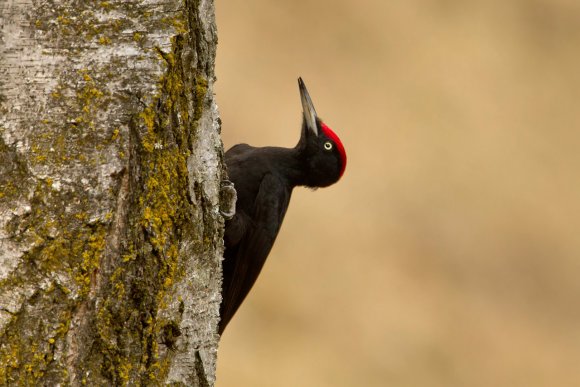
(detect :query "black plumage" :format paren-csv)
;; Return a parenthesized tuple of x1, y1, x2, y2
(219, 78, 347, 334)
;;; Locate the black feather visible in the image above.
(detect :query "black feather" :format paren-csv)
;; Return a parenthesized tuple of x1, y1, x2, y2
(218, 80, 346, 334)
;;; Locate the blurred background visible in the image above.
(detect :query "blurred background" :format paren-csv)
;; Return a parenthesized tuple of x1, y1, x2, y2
(213, 0, 580, 386)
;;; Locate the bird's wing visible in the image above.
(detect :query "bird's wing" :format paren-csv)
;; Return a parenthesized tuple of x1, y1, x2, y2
(219, 173, 291, 334)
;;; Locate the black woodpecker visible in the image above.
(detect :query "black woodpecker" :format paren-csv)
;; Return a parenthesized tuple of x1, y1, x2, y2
(219, 78, 347, 334)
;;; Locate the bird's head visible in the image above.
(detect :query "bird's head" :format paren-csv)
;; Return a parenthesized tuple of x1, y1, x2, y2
(297, 77, 347, 188)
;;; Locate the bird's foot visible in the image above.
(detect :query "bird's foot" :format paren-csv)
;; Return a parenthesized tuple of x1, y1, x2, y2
(219, 180, 237, 220)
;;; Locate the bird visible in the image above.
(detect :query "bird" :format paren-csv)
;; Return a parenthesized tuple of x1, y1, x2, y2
(219, 78, 347, 334)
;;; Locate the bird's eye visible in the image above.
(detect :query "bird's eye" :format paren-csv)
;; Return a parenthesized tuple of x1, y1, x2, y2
(324, 142, 333, 151)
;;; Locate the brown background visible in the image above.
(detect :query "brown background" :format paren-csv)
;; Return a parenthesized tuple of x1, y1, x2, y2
(214, 1, 580, 386)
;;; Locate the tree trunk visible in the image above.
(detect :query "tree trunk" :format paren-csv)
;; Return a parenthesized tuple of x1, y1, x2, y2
(0, 0, 223, 385)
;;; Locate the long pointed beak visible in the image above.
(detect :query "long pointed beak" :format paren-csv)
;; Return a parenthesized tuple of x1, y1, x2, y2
(298, 77, 318, 136)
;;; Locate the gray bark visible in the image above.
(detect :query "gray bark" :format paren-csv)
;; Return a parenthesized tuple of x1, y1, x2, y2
(0, 0, 223, 385)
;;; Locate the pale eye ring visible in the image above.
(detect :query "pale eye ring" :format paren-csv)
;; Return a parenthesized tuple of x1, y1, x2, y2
(324, 141, 333, 151)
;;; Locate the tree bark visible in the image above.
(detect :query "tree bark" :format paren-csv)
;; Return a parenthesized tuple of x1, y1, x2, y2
(0, 0, 223, 385)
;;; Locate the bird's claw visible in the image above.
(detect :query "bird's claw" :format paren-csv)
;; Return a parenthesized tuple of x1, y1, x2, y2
(219, 180, 237, 220)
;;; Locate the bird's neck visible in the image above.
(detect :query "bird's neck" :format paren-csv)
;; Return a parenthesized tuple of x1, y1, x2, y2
(267, 146, 310, 187)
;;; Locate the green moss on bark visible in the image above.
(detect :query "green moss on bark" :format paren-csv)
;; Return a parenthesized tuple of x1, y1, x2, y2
(88, 28, 210, 384)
